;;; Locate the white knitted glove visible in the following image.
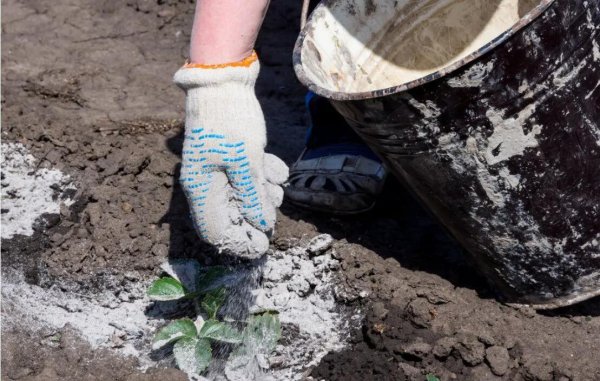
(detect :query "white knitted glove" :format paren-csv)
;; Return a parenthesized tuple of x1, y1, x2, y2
(173, 54, 288, 258)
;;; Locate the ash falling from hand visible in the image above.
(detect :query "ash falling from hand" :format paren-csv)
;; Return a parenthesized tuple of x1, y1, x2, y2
(201, 234, 357, 381)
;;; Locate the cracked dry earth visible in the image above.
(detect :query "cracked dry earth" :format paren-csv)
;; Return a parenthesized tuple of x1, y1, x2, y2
(2, 0, 600, 380)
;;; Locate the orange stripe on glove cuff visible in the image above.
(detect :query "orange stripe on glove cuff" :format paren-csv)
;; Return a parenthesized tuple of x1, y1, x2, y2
(183, 51, 258, 70)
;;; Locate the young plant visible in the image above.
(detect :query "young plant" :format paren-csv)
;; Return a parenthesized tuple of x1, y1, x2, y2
(426, 374, 441, 381)
(232, 310, 282, 358)
(148, 265, 227, 301)
(147, 264, 281, 376)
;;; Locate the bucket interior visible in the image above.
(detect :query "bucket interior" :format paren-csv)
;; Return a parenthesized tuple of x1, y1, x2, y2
(298, 0, 542, 94)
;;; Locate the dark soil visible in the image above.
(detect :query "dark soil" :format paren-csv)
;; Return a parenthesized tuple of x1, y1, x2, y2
(283, 182, 600, 381)
(2, 0, 600, 380)
(2, 324, 187, 381)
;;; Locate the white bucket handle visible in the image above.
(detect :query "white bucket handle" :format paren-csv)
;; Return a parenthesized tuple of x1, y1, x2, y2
(301, 0, 310, 28)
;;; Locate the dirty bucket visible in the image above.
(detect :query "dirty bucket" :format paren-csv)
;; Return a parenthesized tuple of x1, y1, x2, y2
(293, 0, 600, 308)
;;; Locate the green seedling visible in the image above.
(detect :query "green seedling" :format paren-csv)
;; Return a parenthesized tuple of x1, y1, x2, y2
(147, 266, 229, 301)
(201, 286, 227, 320)
(231, 311, 282, 359)
(147, 277, 187, 301)
(148, 265, 281, 376)
(426, 374, 441, 381)
(48, 333, 62, 343)
(244, 311, 281, 353)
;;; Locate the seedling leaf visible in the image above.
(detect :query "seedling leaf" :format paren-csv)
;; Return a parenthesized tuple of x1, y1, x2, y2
(194, 338, 213, 373)
(199, 319, 243, 344)
(173, 337, 197, 374)
(201, 287, 227, 319)
(147, 277, 187, 301)
(152, 318, 197, 350)
(194, 315, 206, 332)
(197, 266, 228, 292)
(426, 375, 441, 381)
(173, 337, 212, 375)
(244, 312, 281, 353)
(161, 259, 201, 292)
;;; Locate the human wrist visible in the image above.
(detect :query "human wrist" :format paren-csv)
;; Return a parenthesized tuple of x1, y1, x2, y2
(173, 51, 260, 91)
(189, 47, 255, 67)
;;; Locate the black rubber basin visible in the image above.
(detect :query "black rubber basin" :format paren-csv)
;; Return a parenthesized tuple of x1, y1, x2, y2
(294, 0, 600, 308)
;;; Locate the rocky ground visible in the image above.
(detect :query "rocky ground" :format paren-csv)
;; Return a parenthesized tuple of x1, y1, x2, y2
(2, 0, 600, 380)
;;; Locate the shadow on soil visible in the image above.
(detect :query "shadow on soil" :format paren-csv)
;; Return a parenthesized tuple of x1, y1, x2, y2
(280, 177, 495, 297)
(280, 177, 600, 317)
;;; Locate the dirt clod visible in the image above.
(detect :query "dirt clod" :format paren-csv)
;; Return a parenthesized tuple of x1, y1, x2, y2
(371, 301, 389, 320)
(406, 298, 435, 328)
(402, 340, 432, 361)
(307, 233, 334, 256)
(433, 336, 457, 359)
(485, 346, 510, 376)
(397, 362, 421, 379)
(456, 333, 486, 366)
(522, 355, 555, 381)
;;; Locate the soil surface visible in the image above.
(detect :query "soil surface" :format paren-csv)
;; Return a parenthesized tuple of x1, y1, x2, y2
(2, 0, 600, 380)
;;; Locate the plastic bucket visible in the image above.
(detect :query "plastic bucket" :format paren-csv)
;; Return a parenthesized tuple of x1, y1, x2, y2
(293, 0, 600, 308)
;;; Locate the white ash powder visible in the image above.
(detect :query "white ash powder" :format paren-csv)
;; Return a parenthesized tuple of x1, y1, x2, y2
(3, 234, 357, 380)
(1, 142, 75, 239)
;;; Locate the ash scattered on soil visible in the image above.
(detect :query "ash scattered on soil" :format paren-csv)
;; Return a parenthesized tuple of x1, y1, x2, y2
(2, 237, 357, 381)
(1, 142, 75, 239)
(2, 269, 157, 361)
(150, 235, 357, 381)
(220, 235, 358, 381)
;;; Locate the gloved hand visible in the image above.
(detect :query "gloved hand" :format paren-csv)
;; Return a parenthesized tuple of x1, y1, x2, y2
(173, 52, 288, 258)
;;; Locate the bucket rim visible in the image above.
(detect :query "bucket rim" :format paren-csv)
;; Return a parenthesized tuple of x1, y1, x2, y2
(511, 285, 600, 310)
(293, 0, 556, 101)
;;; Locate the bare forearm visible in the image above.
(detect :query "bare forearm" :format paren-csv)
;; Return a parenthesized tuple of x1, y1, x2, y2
(190, 0, 271, 64)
